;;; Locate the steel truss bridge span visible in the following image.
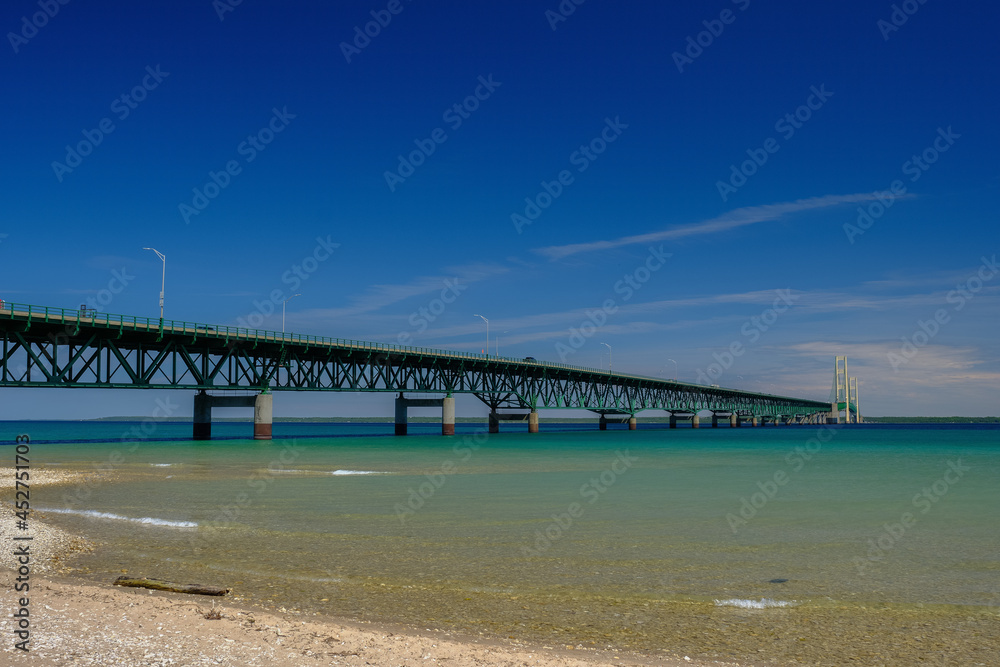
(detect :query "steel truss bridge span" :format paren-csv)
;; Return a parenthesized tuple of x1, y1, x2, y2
(0, 303, 832, 438)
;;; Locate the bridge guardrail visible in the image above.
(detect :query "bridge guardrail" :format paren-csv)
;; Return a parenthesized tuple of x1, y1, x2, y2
(0, 302, 829, 406)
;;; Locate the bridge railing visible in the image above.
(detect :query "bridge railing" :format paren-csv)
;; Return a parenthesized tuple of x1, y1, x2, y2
(0, 302, 828, 406)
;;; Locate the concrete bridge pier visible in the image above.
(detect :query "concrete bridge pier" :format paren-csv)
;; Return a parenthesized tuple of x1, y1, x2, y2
(730, 413, 738, 428)
(254, 392, 273, 440)
(528, 410, 539, 434)
(599, 414, 608, 431)
(394, 393, 453, 436)
(711, 413, 719, 428)
(669, 413, 677, 429)
(751, 416, 759, 427)
(194, 391, 212, 440)
(628, 416, 637, 430)
(692, 415, 700, 429)
(442, 396, 455, 436)
(395, 395, 408, 435)
(192, 390, 270, 440)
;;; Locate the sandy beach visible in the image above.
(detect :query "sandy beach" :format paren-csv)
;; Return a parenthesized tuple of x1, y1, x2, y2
(0, 571, 730, 667)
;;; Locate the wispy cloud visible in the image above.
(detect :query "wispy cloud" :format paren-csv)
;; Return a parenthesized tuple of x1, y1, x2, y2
(533, 193, 910, 260)
(299, 262, 508, 319)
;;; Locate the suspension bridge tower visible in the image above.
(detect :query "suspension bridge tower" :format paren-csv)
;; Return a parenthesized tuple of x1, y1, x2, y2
(830, 356, 862, 423)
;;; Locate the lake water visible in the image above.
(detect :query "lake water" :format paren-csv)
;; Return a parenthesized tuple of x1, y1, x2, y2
(5, 420, 999, 664)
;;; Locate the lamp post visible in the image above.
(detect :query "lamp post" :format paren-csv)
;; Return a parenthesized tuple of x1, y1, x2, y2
(667, 357, 677, 380)
(474, 314, 489, 357)
(601, 342, 612, 372)
(142, 247, 165, 322)
(282, 293, 301, 333)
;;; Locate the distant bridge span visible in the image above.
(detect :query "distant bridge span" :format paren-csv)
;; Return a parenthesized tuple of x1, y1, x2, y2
(0, 303, 832, 439)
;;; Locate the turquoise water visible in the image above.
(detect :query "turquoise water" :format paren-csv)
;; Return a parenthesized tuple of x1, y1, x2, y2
(5, 421, 999, 659)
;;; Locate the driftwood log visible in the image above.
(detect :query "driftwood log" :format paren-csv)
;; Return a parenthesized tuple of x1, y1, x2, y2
(113, 576, 230, 596)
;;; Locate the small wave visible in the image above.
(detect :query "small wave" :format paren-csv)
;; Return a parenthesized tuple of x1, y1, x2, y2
(714, 598, 795, 609)
(268, 469, 386, 476)
(151, 463, 173, 467)
(38, 507, 197, 529)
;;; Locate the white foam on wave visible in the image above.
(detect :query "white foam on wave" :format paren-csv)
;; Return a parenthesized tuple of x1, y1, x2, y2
(151, 463, 173, 467)
(38, 507, 197, 529)
(269, 469, 386, 476)
(714, 598, 795, 609)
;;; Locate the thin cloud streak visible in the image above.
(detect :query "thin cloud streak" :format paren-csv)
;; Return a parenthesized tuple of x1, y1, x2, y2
(304, 262, 508, 319)
(534, 193, 911, 260)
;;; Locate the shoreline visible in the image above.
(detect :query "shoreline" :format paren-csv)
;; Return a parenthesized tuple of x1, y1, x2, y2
(0, 572, 731, 667)
(0, 498, 730, 666)
(3, 454, 998, 665)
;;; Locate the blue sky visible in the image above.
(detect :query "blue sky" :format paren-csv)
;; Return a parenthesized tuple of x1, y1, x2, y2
(2, 0, 998, 419)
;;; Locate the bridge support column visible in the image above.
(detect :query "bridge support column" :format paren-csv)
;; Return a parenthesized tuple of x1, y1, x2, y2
(395, 394, 408, 436)
(254, 392, 273, 440)
(692, 415, 700, 429)
(599, 415, 608, 431)
(193, 391, 211, 440)
(528, 410, 539, 434)
(669, 414, 677, 429)
(628, 416, 637, 430)
(711, 413, 719, 428)
(730, 413, 738, 428)
(488, 411, 500, 434)
(751, 417, 758, 427)
(442, 396, 455, 436)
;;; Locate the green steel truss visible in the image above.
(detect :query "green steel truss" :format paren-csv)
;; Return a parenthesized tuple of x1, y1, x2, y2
(0, 303, 830, 418)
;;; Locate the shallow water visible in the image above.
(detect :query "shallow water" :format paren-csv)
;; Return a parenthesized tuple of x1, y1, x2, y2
(6, 421, 999, 664)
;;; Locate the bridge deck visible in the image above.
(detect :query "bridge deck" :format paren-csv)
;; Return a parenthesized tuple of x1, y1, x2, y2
(0, 303, 831, 417)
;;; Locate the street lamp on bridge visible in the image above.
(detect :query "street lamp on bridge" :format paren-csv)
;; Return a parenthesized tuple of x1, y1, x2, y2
(474, 314, 489, 357)
(667, 357, 677, 380)
(282, 293, 301, 333)
(141, 247, 166, 322)
(601, 342, 612, 372)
